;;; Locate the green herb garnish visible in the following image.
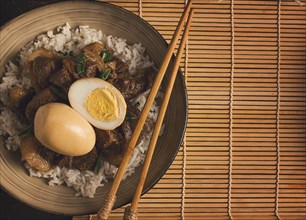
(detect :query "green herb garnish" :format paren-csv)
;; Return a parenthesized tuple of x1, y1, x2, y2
(94, 154, 104, 174)
(100, 68, 112, 80)
(150, 109, 156, 114)
(77, 63, 86, 76)
(74, 54, 87, 63)
(101, 51, 111, 62)
(50, 86, 67, 100)
(28, 87, 36, 96)
(74, 54, 87, 76)
(18, 125, 32, 136)
(57, 51, 70, 57)
(125, 115, 138, 121)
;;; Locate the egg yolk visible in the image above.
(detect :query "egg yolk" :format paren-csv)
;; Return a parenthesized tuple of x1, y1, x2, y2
(85, 88, 119, 122)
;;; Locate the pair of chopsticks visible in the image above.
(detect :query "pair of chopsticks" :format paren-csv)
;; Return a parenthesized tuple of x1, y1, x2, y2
(97, 1, 194, 220)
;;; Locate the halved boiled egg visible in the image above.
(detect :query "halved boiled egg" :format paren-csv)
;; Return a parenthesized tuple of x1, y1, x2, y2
(34, 103, 96, 156)
(68, 78, 127, 130)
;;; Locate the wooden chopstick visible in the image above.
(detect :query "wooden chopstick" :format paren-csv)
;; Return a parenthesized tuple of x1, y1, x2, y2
(97, 1, 193, 219)
(123, 8, 195, 220)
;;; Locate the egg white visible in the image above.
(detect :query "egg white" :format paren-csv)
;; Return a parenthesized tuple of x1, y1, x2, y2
(68, 78, 127, 130)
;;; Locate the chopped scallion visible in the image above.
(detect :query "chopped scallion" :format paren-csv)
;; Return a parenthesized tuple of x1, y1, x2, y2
(101, 51, 111, 62)
(100, 68, 111, 80)
(50, 86, 67, 100)
(125, 115, 138, 121)
(29, 87, 36, 96)
(74, 54, 87, 63)
(57, 51, 70, 57)
(18, 125, 32, 136)
(77, 63, 86, 76)
(94, 154, 104, 174)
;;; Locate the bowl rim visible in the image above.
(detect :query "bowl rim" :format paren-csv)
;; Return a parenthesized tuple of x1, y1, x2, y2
(0, 0, 188, 215)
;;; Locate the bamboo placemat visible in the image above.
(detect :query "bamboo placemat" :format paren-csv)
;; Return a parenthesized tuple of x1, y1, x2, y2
(74, 0, 306, 219)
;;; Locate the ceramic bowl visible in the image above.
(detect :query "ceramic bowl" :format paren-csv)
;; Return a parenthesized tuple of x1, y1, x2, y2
(0, 1, 187, 215)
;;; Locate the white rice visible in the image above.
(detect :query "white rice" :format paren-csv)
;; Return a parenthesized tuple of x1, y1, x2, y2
(0, 23, 159, 198)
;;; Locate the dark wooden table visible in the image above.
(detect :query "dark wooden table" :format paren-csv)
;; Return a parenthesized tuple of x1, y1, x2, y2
(1, 2, 74, 219)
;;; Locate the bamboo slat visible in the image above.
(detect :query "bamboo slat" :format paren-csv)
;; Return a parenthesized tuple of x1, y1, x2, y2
(73, 0, 306, 219)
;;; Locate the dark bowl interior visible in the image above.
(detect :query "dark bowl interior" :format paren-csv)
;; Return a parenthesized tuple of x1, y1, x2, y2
(0, 1, 187, 215)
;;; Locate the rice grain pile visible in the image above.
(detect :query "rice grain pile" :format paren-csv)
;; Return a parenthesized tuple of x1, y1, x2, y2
(0, 23, 160, 198)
